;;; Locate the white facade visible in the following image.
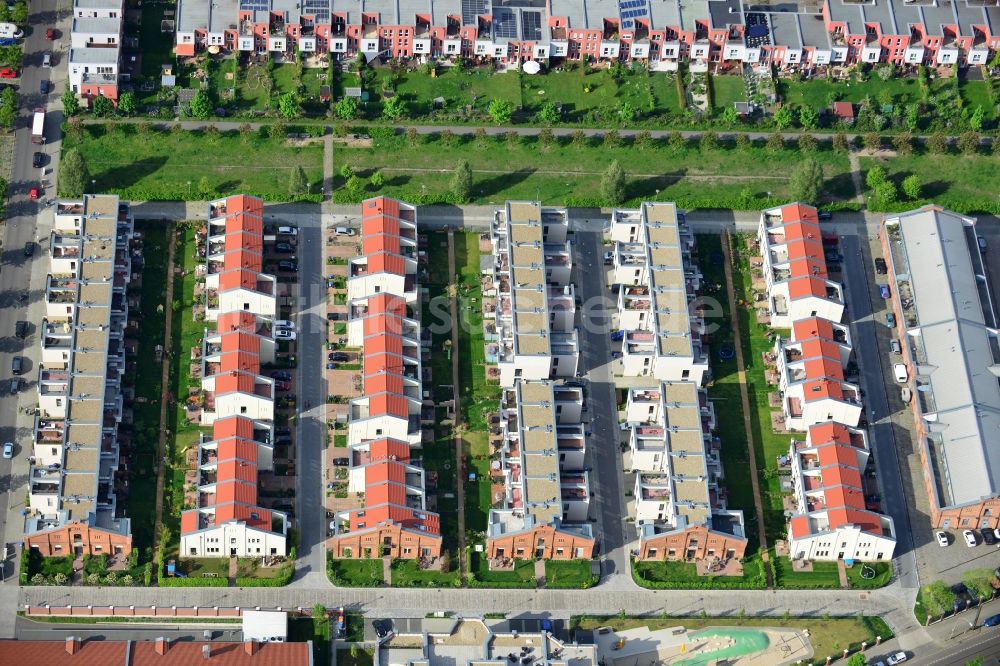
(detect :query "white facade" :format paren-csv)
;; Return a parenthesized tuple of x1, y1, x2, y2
(67, 45, 119, 93)
(180, 522, 287, 558)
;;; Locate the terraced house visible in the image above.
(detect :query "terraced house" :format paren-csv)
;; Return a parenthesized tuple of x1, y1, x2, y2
(180, 195, 288, 558)
(491, 201, 578, 388)
(486, 380, 595, 560)
(623, 382, 747, 563)
(68, 0, 124, 104)
(328, 197, 442, 560)
(171, 0, 1000, 69)
(880, 205, 1000, 531)
(608, 203, 709, 385)
(23, 195, 133, 557)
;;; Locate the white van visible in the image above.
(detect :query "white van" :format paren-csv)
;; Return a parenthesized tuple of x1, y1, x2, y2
(893, 363, 908, 383)
(277, 225, 297, 236)
(334, 226, 355, 236)
(0, 22, 22, 40)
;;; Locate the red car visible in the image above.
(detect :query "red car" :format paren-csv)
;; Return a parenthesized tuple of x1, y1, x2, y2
(45, 28, 56, 40)
(0, 68, 17, 79)
(28, 187, 39, 200)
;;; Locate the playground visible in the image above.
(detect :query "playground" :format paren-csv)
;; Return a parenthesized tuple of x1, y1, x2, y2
(595, 624, 814, 666)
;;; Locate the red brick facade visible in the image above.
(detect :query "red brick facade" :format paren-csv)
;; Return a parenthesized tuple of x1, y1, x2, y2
(486, 525, 595, 560)
(327, 523, 442, 559)
(24, 521, 132, 557)
(637, 524, 747, 562)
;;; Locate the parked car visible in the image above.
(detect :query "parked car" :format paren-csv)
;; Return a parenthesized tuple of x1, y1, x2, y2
(879, 284, 891, 299)
(890, 339, 901, 354)
(24, 241, 35, 256)
(274, 242, 295, 253)
(886, 652, 907, 666)
(901, 387, 911, 404)
(2, 442, 12, 459)
(886, 313, 896, 328)
(332, 458, 349, 466)
(874, 257, 888, 275)
(27, 187, 39, 200)
(277, 226, 297, 236)
(41, 53, 51, 67)
(270, 371, 291, 381)
(935, 531, 949, 547)
(45, 28, 56, 40)
(372, 619, 393, 639)
(0, 67, 17, 78)
(603, 251, 614, 265)
(983, 613, 1000, 627)
(275, 329, 296, 341)
(278, 260, 298, 272)
(982, 527, 998, 545)
(893, 363, 908, 383)
(8, 378, 20, 394)
(273, 319, 294, 330)
(39, 79, 48, 94)
(978, 236, 988, 252)
(11, 355, 23, 374)
(327, 312, 342, 321)
(963, 529, 978, 547)
(15, 320, 27, 338)
(274, 381, 290, 392)
(334, 227, 355, 236)
(817, 211, 833, 221)
(329, 352, 349, 362)
(31, 151, 44, 168)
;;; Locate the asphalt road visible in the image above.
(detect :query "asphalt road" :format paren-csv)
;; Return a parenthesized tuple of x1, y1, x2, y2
(573, 228, 630, 585)
(14, 615, 243, 642)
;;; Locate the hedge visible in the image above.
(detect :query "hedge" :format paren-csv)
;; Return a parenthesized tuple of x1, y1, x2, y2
(159, 576, 229, 587)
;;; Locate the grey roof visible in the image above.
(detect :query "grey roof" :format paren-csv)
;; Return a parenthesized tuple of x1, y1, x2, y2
(888, 206, 1000, 508)
(798, 11, 829, 49)
(71, 16, 122, 34)
(69, 45, 120, 63)
(73, 0, 124, 9)
(825, 0, 1000, 39)
(177, 0, 239, 34)
(768, 12, 802, 49)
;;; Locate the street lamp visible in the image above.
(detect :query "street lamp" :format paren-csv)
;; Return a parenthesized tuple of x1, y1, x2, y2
(187, 180, 192, 194)
(90, 178, 95, 193)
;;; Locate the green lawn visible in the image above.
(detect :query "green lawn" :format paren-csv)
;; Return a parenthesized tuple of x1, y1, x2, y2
(711, 75, 746, 112)
(845, 561, 893, 589)
(573, 614, 892, 664)
(327, 557, 385, 587)
(125, 222, 169, 554)
(780, 76, 925, 110)
(390, 558, 460, 587)
(469, 552, 535, 588)
(860, 152, 1000, 214)
(290, 617, 330, 666)
(63, 125, 324, 202)
(394, 68, 522, 117)
(337, 648, 375, 666)
(770, 555, 841, 589)
(544, 560, 598, 589)
(960, 79, 997, 121)
(337, 131, 853, 208)
(633, 555, 768, 590)
(519, 68, 681, 122)
(137, 1, 176, 78)
(175, 557, 229, 579)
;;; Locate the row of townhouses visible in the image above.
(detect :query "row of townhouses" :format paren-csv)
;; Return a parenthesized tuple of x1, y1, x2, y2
(879, 206, 1000, 532)
(180, 195, 288, 558)
(328, 197, 443, 559)
(609, 203, 746, 564)
(173, 0, 1000, 69)
(69, 0, 125, 104)
(758, 202, 896, 563)
(23, 195, 134, 557)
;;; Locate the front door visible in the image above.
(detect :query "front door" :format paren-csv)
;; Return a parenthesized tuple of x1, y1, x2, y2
(230, 548, 237, 556)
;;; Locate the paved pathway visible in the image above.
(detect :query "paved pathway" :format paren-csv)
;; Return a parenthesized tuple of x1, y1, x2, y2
(150, 230, 177, 582)
(447, 229, 468, 583)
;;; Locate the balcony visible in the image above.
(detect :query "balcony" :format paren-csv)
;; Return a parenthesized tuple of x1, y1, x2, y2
(763, 212, 783, 228)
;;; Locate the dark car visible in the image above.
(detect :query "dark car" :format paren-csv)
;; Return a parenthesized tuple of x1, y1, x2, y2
(372, 619, 393, 640)
(332, 458, 349, 466)
(32, 152, 44, 168)
(874, 257, 888, 275)
(982, 527, 998, 545)
(271, 371, 291, 381)
(329, 352, 349, 362)
(984, 613, 1000, 627)
(39, 79, 49, 94)
(15, 320, 27, 338)
(879, 284, 891, 299)
(278, 260, 298, 272)
(952, 583, 975, 612)
(274, 436, 292, 447)
(24, 241, 35, 257)
(275, 242, 294, 254)
(327, 312, 342, 321)
(11, 355, 23, 375)
(886, 313, 896, 328)
(8, 378, 20, 394)
(274, 380, 290, 392)
(818, 211, 833, 221)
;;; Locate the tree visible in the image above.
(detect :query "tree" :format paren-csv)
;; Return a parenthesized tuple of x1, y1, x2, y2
(488, 99, 513, 125)
(450, 161, 473, 203)
(872, 180, 897, 207)
(618, 101, 636, 124)
(54, 572, 69, 586)
(276, 92, 301, 119)
(474, 127, 488, 149)
(721, 106, 740, 126)
(766, 133, 785, 152)
(600, 160, 626, 206)
(239, 123, 254, 143)
(60, 148, 90, 197)
(634, 131, 652, 149)
(773, 106, 794, 129)
(369, 170, 385, 189)
(902, 174, 921, 200)
(268, 120, 287, 140)
(920, 581, 956, 618)
(289, 166, 308, 196)
(905, 103, 919, 131)
(959, 131, 981, 155)
(537, 101, 560, 124)
(0, 86, 15, 129)
(927, 132, 949, 155)
(118, 91, 136, 116)
(339, 164, 354, 180)
(847, 653, 867, 666)
(963, 568, 996, 602)
(667, 131, 687, 152)
(571, 130, 587, 148)
(863, 132, 882, 152)
(92, 95, 115, 118)
(62, 87, 80, 117)
(335, 96, 359, 120)
(892, 131, 913, 156)
(699, 131, 719, 152)
(382, 95, 406, 121)
(603, 130, 621, 148)
(866, 165, 888, 190)
(346, 175, 364, 194)
(406, 126, 419, 147)
(735, 133, 750, 151)
(798, 104, 819, 130)
(832, 133, 849, 153)
(10, 0, 26, 25)
(969, 105, 985, 131)
(789, 158, 824, 204)
(198, 176, 212, 198)
(538, 128, 554, 150)
(189, 89, 212, 119)
(439, 129, 454, 146)
(797, 133, 817, 153)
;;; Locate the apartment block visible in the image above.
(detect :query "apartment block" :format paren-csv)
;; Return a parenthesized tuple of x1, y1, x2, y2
(181, 194, 287, 558)
(329, 198, 442, 560)
(758, 203, 844, 329)
(346, 198, 418, 304)
(609, 203, 709, 384)
(204, 195, 277, 322)
(171, 0, 1000, 70)
(787, 422, 896, 561)
(486, 380, 594, 560)
(880, 205, 1000, 530)
(491, 201, 578, 388)
(68, 0, 124, 103)
(774, 316, 862, 431)
(23, 195, 133, 557)
(624, 383, 747, 562)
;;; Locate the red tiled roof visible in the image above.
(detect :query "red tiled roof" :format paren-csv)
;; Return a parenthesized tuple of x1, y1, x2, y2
(815, 442, 863, 470)
(802, 357, 844, 382)
(365, 480, 408, 506)
(801, 378, 844, 402)
(211, 416, 256, 441)
(787, 275, 831, 301)
(807, 421, 853, 447)
(367, 438, 411, 463)
(180, 510, 199, 535)
(819, 463, 864, 491)
(226, 195, 265, 218)
(365, 460, 410, 486)
(779, 203, 820, 225)
(214, 478, 260, 505)
(362, 215, 401, 238)
(218, 269, 265, 293)
(0, 639, 127, 663)
(213, 372, 260, 396)
(363, 313, 408, 338)
(217, 311, 260, 334)
(220, 331, 261, 355)
(215, 460, 258, 485)
(792, 317, 837, 342)
(364, 372, 405, 397)
(825, 508, 884, 534)
(363, 351, 405, 377)
(789, 514, 811, 539)
(362, 196, 400, 221)
(345, 504, 440, 533)
(365, 294, 407, 317)
(363, 233, 402, 256)
(222, 247, 263, 272)
(130, 640, 309, 665)
(214, 502, 272, 529)
(366, 252, 407, 277)
(367, 393, 411, 418)
(215, 438, 260, 465)
(832, 101, 854, 120)
(364, 333, 403, 357)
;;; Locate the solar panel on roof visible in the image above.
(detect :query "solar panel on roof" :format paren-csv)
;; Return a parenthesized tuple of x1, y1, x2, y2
(747, 24, 768, 38)
(240, 0, 268, 12)
(521, 10, 541, 42)
(494, 7, 518, 39)
(303, 0, 330, 21)
(462, 0, 487, 25)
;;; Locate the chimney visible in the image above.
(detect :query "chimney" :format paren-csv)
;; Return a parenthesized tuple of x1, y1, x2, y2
(66, 636, 81, 655)
(203, 645, 212, 660)
(244, 639, 258, 656)
(155, 637, 170, 655)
